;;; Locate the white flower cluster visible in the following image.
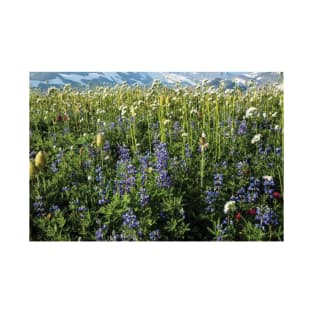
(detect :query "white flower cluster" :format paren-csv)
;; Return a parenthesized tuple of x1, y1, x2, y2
(224, 201, 236, 214)
(245, 107, 257, 118)
(251, 134, 261, 144)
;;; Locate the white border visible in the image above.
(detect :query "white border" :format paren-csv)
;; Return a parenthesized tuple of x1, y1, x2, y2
(1, 1, 313, 312)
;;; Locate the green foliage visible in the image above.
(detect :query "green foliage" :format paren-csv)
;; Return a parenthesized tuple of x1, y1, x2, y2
(29, 82, 283, 241)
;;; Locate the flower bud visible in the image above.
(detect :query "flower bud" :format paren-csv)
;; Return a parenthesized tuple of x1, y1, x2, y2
(96, 133, 104, 147)
(35, 151, 46, 169)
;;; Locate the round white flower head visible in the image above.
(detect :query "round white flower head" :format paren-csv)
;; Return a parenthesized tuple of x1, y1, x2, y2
(224, 201, 236, 214)
(262, 175, 273, 181)
(201, 132, 206, 138)
(274, 125, 279, 131)
(245, 107, 257, 118)
(251, 134, 261, 144)
(181, 132, 188, 137)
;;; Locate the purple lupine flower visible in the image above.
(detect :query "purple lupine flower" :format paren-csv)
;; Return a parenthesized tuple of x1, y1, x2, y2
(51, 162, 58, 173)
(139, 188, 149, 207)
(33, 199, 45, 216)
(118, 145, 130, 162)
(237, 120, 247, 135)
(122, 209, 140, 229)
(213, 173, 223, 190)
(29, 150, 36, 158)
(139, 154, 150, 185)
(237, 187, 247, 202)
(95, 228, 103, 241)
(115, 146, 137, 195)
(98, 198, 108, 205)
(255, 205, 278, 228)
(88, 146, 96, 158)
(103, 140, 110, 153)
(263, 177, 275, 200)
(61, 186, 70, 192)
(117, 116, 123, 127)
(149, 229, 161, 240)
(230, 194, 240, 202)
(49, 204, 60, 214)
(185, 143, 192, 159)
(237, 161, 244, 176)
(95, 165, 103, 183)
(154, 141, 171, 188)
(247, 177, 261, 203)
(173, 121, 181, 133)
(205, 189, 219, 213)
(77, 206, 87, 212)
(275, 147, 282, 155)
(215, 220, 229, 241)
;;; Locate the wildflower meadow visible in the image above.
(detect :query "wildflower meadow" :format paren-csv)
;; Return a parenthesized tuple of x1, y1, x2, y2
(29, 79, 283, 241)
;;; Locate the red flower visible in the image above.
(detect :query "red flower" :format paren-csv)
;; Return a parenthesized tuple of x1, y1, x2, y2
(235, 212, 241, 221)
(247, 208, 256, 215)
(57, 114, 63, 122)
(273, 191, 281, 199)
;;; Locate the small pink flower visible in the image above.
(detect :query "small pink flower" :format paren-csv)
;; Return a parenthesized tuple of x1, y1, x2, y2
(57, 114, 63, 122)
(247, 208, 256, 215)
(273, 192, 281, 199)
(235, 212, 241, 221)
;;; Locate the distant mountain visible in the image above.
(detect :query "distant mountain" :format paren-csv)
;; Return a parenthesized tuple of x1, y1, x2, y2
(29, 72, 282, 90)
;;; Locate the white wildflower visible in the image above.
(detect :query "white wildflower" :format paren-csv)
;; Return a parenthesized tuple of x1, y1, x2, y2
(245, 107, 257, 118)
(163, 119, 171, 125)
(251, 134, 261, 144)
(263, 112, 267, 118)
(87, 175, 92, 181)
(224, 201, 236, 214)
(272, 112, 278, 117)
(181, 132, 188, 137)
(262, 175, 273, 181)
(274, 125, 279, 131)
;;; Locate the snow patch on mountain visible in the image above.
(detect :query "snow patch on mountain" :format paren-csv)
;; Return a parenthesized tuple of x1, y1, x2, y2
(164, 73, 196, 85)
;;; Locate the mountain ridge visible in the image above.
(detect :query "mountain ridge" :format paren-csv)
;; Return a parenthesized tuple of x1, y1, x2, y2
(30, 72, 282, 89)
